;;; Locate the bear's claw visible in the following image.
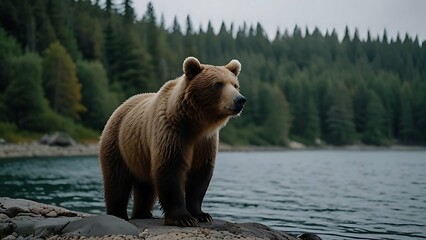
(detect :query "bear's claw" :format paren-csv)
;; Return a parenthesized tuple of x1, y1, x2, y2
(194, 212, 213, 222)
(165, 215, 198, 227)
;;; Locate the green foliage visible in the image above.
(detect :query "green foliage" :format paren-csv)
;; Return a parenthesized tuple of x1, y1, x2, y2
(0, 27, 21, 92)
(4, 53, 50, 130)
(74, 11, 103, 60)
(0, 122, 40, 142)
(324, 83, 357, 145)
(0, 0, 425, 146)
(399, 83, 414, 144)
(362, 91, 387, 145)
(77, 60, 119, 130)
(42, 41, 86, 120)
(1, 53, 97, 140)
(260, 86, 292, 145)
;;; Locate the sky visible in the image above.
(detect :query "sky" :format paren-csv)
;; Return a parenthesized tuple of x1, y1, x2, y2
(132, 0, 426, 42)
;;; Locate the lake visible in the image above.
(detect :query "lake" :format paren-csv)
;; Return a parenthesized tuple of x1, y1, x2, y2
(0, 150, 425, 239)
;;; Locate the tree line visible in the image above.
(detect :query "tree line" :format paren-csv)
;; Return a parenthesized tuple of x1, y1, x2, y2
(0, 0, 425, 145)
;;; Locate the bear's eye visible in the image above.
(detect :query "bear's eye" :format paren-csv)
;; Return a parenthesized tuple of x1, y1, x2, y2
(234, 84, 239, 89)
(214, 82, 224, 90)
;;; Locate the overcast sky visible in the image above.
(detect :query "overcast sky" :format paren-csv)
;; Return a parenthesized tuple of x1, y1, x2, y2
(133, 0, 426, 42)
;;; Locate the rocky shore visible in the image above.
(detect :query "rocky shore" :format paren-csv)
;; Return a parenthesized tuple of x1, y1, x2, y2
(2, 141, 424, 159)
(0, 142, 99, 158)
(0, 197, 321, 240)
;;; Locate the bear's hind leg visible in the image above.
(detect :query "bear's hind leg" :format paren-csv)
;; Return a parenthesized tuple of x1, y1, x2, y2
(131, 180, 156, 219)
(102, 152, 133, 220)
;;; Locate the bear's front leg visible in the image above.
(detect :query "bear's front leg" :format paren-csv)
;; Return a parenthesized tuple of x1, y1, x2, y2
(186, 165, 214, 223)
(185, 136, 218, 223)
(155, 159, 197, 227)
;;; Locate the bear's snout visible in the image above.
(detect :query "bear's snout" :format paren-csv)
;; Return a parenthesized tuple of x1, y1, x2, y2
(233, 95, 246, 113)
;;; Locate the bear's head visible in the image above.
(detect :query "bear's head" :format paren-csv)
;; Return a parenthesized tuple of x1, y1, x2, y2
(182, 57, 246, 120)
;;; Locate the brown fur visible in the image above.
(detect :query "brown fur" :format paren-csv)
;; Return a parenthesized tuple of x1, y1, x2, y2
(99, 57, 245, 227)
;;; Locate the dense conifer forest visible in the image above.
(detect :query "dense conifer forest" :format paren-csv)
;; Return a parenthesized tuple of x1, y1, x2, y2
(0, 0, 425, 146)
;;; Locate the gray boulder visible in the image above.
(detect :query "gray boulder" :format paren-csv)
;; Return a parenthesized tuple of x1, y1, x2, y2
(39, 132, 76, 146)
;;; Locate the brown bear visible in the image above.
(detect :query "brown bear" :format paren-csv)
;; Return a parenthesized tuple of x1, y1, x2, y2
(99, 57, 245, 227)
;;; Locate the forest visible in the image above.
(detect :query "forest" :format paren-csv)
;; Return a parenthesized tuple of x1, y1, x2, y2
(0, 0, 425, 146)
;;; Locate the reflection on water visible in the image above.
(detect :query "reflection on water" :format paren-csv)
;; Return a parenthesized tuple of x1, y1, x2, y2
(1, 151, 425, 240)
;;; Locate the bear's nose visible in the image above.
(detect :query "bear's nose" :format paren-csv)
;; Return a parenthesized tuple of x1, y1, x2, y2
(234, 95, 246, 109)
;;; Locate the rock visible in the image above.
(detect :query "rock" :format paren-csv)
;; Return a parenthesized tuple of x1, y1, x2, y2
(0, 220, 16, 236)
(288, 141, 306, 149)
(62, 215, 139, 237)
(132, 218, 296, 239)
(39, 132, 76, 147)
(2, 234, 16, 240)
(297, 232, 323, 240)
(46, 211, 58, 217)
(0, 197, 86, 218)
(0, 197, 322, 240)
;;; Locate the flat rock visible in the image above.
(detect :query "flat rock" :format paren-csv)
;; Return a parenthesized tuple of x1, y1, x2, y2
(62, 215, 139, 237)
(132, 218, 296, 239)
(0, 197, 321, 239)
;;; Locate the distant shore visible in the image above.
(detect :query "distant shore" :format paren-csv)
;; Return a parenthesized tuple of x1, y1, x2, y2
(1, 141, 425, 159)
(0, 142, 99, 158)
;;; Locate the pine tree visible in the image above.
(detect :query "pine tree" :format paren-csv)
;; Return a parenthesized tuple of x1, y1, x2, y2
(363, 91, 386, 145)
(324, 83, 356, 145)
(46, 0, 81, 60)
(259, 84, 292, 145)
(304, 97, 320, 144)
(74, 12, 103, 60)
(143, 2, 163, 82)
(122, 0, 135, 24)
(33, 0, 57, 52)
(0, 27, 21, 92)
(399, 83, 414, 143)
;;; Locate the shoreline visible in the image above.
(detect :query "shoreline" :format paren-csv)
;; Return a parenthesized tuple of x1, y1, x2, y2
(0, 142, 99, 159)
(0, 142, 425, 159)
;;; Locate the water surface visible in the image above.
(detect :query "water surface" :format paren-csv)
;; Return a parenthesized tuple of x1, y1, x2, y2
(1, 150, 425, 239)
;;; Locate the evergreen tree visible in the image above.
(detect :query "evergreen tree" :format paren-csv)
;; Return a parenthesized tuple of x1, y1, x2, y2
(143, 2, 162, 82)
(0, 28, 21, 92)
(33, 0, 57, 52)
(4, 53, 50, 130)
(325, 83, 356, 145)
(103, 17, 119, 82)
(74, 10, 103, 60)
(0, 1, 425, 146)
(77, 60, 119, 129)
(46, 0, 81, 60)
(304, 97, 320, 144)
(115, 29, 152, 96)
(399, 83, 414, 143)
(262, 87, 292, 145)
(363, 91, 386, 145)
(123, 0, 135, 24)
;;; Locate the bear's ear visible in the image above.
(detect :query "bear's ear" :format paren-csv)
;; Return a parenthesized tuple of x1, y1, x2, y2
(225, 59, 241, 77)
(183, 57, 202, 80)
